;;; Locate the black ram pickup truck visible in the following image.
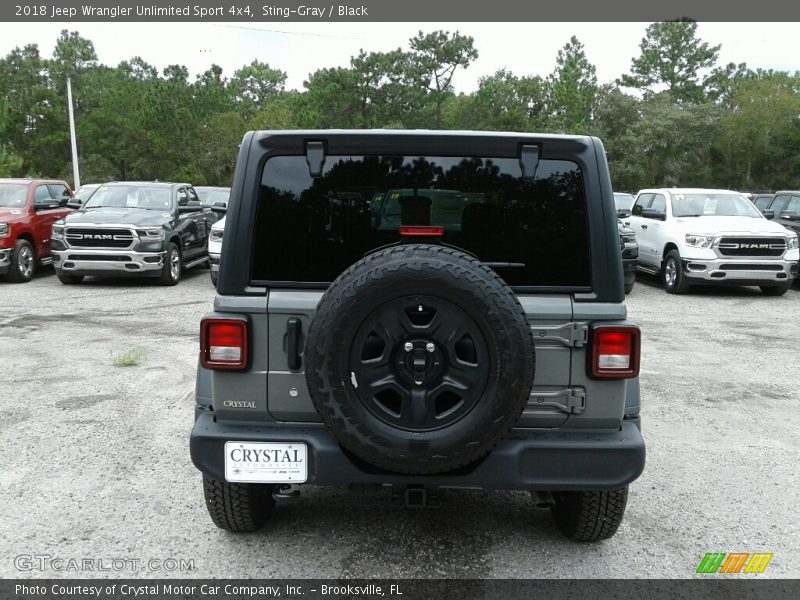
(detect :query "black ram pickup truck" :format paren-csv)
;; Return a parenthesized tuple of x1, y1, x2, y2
(51, 181, 212, 285)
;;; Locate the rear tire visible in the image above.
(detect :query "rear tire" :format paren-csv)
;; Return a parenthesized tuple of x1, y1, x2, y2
(663, 250, 690, 294)
(6, 239, 35, 283)
(551, 487, 629, 542)
(624, 281, 634, 294)
(159, 243, 181, 286)
(760, 285, 789, 296)
(56, 271, 84, 285)
(210, 271, 218, 286)
(202, 476, 275, 533)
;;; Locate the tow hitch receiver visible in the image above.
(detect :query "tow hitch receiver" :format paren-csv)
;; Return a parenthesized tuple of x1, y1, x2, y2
(392, 484, 440, 508)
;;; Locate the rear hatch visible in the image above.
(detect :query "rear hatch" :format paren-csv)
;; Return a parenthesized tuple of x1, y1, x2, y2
(249, 140, 605, 429)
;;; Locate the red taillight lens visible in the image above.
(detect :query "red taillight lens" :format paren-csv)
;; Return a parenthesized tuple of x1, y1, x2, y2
(201, 318, 248, 370)
(591, 326, 640, 379)
(399, 226, 444, 237)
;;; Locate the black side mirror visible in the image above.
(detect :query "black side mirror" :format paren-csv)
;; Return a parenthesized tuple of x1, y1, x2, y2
(178, 201, 203, 213)
(763, 209, 774, 220)
(210, 201, 227, 215)
(780, 210, 799, 221)
(641, 208, 666, 221)
(58, 197, 70, 207)
(616, 208, 631, 218)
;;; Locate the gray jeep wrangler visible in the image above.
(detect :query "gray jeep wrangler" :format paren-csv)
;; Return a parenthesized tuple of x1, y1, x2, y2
(191, 131, 645, 542)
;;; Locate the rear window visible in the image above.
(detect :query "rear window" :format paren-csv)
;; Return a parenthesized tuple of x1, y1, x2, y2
(252, 154, 590, 288)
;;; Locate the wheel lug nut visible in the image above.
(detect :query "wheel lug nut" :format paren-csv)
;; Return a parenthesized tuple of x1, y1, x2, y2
(426, 343, 435, 353)
(404, 342, 413, 352)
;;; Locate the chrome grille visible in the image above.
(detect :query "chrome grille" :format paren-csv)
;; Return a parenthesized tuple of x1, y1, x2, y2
(65, 227, 135, 249)
(718, 237, 785, 257)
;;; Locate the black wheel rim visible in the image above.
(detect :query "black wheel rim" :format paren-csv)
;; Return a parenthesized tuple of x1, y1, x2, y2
(348, 295, 490, 432)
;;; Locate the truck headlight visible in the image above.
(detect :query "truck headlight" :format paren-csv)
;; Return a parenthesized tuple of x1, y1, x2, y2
(52, 223, 65, 240)
(0, 223, 8, 238)
(685, 234, 715, 248)
(137, 228, 165, 241)
(210, 229, 224, 242)
(787, 235, 799, 250)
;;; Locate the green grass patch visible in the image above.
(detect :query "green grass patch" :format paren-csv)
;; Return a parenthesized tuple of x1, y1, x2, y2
(114, 347, 145, 367)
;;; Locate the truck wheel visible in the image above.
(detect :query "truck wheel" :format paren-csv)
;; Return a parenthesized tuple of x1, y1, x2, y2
(624, 281, 634, 295)
(202, 476, 275, 532)
(159, 243, 181, 286)
(304, 244, 536, 475)
(6, 239, 35, 283)
(210, 271, 218, 286)
(760, 285, 789, 296)
(56, 271, 84, 285)
(663, 250, 689, 294)
(550, 487, 629, 542)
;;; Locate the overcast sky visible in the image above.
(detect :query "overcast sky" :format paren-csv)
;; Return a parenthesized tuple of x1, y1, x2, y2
(0, 22, 797, 91)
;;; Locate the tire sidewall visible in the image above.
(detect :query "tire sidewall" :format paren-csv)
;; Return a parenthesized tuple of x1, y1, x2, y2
(10, 240, 35, 283)
(663, 251, 682, 294)
(161, 243, 181, 285)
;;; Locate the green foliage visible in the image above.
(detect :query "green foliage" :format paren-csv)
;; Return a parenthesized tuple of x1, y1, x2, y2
(620, 20, 720, 102)
(407, 30, 478, 127)
(611, 94, 723, 190)
(548, 36, 597, 133)
(1, 26, 799, 192)
(113, 347, 144, 368)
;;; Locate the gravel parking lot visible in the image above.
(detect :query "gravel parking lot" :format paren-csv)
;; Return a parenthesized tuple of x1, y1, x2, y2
(1, 268, 798, 579)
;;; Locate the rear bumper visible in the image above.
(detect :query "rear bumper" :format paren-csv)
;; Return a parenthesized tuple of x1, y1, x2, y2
(190, 411, 646, 491)
(52, 248, 165, 275)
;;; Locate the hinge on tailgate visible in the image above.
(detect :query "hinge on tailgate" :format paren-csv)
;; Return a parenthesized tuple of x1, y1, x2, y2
(305, 141, 326, 178)
(531, 322, 588, 347)
(528, 388, 586, 415)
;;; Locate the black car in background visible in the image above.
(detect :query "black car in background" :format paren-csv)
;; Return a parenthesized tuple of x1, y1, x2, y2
(754, 191, 800, 283)
(618, 219, 638, 294)
(751, 193, 775, 213)
(51, 181, 213, 285)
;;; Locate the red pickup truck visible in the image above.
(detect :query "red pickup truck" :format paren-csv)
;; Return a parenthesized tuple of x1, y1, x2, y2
(0, 178, 75, 282)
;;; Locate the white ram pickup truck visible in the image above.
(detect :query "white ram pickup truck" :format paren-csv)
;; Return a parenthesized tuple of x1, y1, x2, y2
(626, 188, 799, 295)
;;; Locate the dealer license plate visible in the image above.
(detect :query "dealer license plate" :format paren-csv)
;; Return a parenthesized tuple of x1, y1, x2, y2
(224, 442, 307, 483)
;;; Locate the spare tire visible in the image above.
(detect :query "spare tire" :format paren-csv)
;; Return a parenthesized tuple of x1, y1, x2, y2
(304, 244, 535, 475)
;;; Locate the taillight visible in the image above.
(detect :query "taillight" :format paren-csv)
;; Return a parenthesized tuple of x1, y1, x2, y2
(201, 317, 248, 370)
(590, 326, 640, 379)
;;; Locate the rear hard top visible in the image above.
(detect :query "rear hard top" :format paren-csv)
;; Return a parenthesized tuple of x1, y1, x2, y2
(218, 130, 624, 302)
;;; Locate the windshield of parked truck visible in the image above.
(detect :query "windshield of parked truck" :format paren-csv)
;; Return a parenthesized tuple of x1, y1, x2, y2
(84, 184, 173, 211)
(74, 185, 99, 202)
(614, 193, 635, 211)
(195, 187, 230, 206)
(0, 183, 28, 207)
(672, 193, 762, 218)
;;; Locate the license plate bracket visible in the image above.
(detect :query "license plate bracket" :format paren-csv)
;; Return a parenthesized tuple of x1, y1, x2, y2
(224, 441, 308, 484)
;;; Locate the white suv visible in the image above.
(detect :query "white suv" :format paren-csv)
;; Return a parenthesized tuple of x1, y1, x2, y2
(626, 188, 799, 295)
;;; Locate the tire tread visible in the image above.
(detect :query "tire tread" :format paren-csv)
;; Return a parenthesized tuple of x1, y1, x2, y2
(551, 487, 628, 542)
(202, 476, 274, 533)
